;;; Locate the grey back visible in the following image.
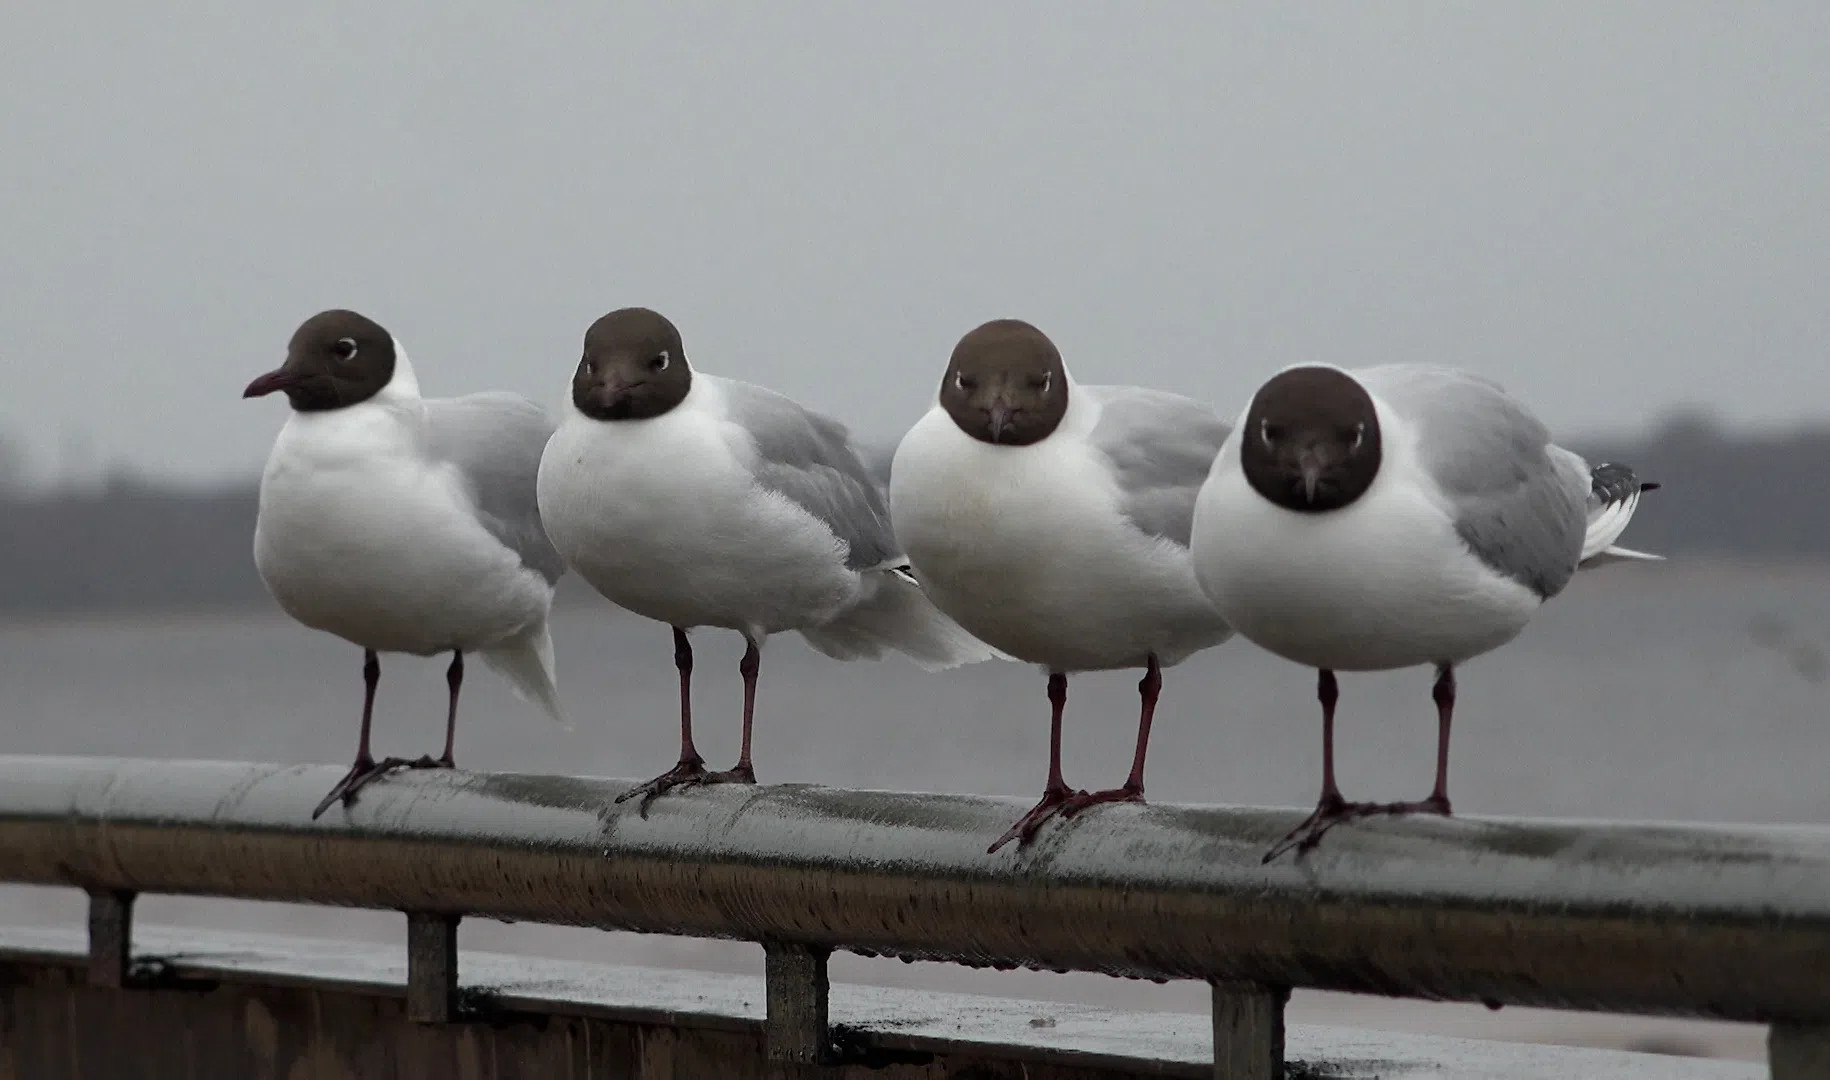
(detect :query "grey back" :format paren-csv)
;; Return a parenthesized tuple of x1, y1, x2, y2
(424, 392, 567, 585)
(716, 377, 902, 571)
(1355, 365, 1587, 600)
(1083, 385, 1232, 549)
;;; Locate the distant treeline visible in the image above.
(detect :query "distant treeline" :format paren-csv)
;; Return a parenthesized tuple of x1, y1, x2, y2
(0, 415, 1823, 614)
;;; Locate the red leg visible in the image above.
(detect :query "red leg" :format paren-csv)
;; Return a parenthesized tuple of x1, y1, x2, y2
(1063, 654, 1160, 816)
(438, 651, 461, 766)
(1320, 668, 1340, 800)
(1384, 665, 1456, 817)
(989, 672, 1086, 853)
(1262, 669, 1383, 861)
(676, 627, 701, 764)
(616, 628, 712, 808)
(312, 650, 414, 819)
(410, 651, 463, 769)
(709, 636, 761, 783)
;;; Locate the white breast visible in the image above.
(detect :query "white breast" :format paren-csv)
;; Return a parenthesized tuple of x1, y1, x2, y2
(890, 405, 1231, 673)
(1189, 409, 1541, 672)
(536, 382, 860, 637)
(253, 402, 551, 656)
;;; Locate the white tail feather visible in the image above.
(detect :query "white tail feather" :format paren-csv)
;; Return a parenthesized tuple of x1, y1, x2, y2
(476, 621, 571, 730)
(1579, 472, 1661, 567)
(799, 567, 1006, 670)
(1580, 490, 1641, 561)
(1580, 544, 1664, 569)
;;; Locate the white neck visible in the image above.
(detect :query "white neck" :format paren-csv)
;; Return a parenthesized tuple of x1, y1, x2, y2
(375, 337, 424, 404)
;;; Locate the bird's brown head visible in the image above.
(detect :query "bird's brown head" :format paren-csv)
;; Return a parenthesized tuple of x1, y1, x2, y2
(243, 309, 397, 411)
(573, 307, 691, 421)
(1239, 366, 1382, 513)
(939, 319, 1069, 446)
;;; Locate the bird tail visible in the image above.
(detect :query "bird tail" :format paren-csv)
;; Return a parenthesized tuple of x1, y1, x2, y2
(1581, 545, 1664, 567)
(1579, 464, 1662, 569)
(476, 620, 572, 731)
(799, 564, 1007, 671)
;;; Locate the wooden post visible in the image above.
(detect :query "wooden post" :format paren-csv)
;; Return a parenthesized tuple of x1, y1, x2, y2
(405, 912, 459, 1023)
(765, 942, 832, 1078)
(1213, 980, 1289, 1080)
(86, 889, 135, 988)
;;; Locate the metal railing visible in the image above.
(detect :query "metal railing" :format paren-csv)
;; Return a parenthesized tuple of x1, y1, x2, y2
(0, 754, 1825, 1078)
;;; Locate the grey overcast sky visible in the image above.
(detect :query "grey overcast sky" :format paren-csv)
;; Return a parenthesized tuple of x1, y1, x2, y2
(2, 3, 1825, 484)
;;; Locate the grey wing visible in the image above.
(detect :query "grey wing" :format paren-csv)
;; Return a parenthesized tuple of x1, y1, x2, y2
(1355, 365, 1587, 599)
(716, 379, 902, 571)
(855, 437, 897, 492)
(1083, 385, 1231, 549)
(424, 392, 567, 585)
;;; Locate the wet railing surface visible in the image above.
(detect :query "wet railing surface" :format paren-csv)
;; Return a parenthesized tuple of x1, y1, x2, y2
(0, 754, 1824, 1078)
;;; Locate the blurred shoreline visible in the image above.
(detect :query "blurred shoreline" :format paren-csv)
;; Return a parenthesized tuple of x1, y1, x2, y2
(3, 413, 1829, 615)
(0, 553, 1822, 625)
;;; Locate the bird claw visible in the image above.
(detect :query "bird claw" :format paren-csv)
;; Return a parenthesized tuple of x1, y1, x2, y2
(1379, 793, 1453, 818)
(988, 785, 1088, 853)
(1261, 794, 1387, 863)
(615, 760, 710, 810)
(615, 759, 757, 816)
(708, 762, 757, 785)
(1059, 785, 1146, 819)
(311, 755, 417, 819)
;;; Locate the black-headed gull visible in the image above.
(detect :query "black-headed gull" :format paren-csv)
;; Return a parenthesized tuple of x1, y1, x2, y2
(1189, 363, 1659, 860)
(536, 306, 997, 806)
(244, 309, 567, 819)
(889, 319, 1236, 852)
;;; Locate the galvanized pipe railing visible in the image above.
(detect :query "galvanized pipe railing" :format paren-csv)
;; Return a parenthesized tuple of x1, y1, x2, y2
(0, 755, 1826, 1078)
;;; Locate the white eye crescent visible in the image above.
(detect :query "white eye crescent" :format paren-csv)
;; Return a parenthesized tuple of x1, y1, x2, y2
(1259, 417, 1274, 449)
(1040, 371, 1052, 392)
(335, 337, 358, 360)
(954, 371, 968, 391)
(653, 350, 671, 371)
(1351, 422, 1366, 450)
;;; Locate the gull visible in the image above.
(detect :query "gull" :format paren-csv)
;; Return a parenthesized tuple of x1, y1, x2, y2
(889, 319, 1236, 852)
(244, 309, 566, 818)
(1189, 363, 1659, 860)
(536, 306, 997, 805)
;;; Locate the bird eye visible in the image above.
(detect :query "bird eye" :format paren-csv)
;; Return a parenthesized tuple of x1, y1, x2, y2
(1350, 422, 1366, 450)
(954, 372, 980, 392)
(580, 355, 595, 376)
(334, 337, 358, 361)
(1259, 418, 1284, 447)
(651, 350, 671, 372)
(1028, 372, 1052, 392)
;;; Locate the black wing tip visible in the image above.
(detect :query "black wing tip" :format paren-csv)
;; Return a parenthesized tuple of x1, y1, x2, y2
(1589, 462, 1658, 504)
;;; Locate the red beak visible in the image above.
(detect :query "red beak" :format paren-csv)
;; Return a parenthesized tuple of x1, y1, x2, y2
(243, 369, 298, 398)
